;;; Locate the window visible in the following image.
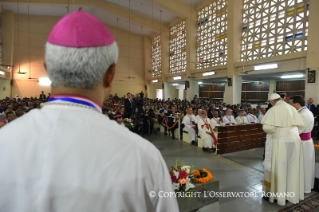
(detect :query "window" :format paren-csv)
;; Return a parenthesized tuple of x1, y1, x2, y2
(169, 20, 186, 74)
(241, 0, 309, 62)
(197, 0, 228, 69)
(151, 35, 162, 77)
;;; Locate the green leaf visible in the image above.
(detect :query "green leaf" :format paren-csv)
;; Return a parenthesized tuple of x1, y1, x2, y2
(175, 158, 179, 169)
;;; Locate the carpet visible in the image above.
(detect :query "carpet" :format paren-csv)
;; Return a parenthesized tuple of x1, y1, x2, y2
(278, 193, 319, 212)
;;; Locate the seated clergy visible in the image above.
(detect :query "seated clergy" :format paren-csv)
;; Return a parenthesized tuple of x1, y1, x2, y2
(235, 110, 249, 124)
(211, 111, 221, 129)
(196, 109, 202, 122)
(197, 110, 215, 153)
(247, 108, 259, 123)
(182, 107, 197, 144)
(258, 107, 266, 123)
(222, 109, 237, 125)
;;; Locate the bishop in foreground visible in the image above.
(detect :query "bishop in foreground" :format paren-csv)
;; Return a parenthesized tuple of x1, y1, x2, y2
(0, 9, 178, 212)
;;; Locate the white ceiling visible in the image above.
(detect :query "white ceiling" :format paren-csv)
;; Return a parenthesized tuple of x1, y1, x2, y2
(182, 0, 206, 5)
(1, 0, 207, 35)
(104, 0, 177, 24)
(1, 4, 154, 35)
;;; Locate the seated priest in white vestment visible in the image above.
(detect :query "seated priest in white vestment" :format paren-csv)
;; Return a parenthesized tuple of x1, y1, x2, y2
(235, 110, 249, 124)
(262, 93, 304, 206)
(247, 108, 259, 123)
(290, 95, 315, 194)
(197, 110, 216, 153)
(222, 109, 237, 125)
(258, 107, 266, 123)
(182, 107, 198, 144)
(211, 111, 221, 129)
(196, 109, 202, 121)
(0, 10, 178, 212)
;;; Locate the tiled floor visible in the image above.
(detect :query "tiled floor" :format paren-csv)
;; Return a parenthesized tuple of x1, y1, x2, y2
(143, 133, 317, 212)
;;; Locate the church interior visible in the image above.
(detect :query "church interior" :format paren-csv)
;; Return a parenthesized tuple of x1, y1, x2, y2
(1, 0, 319, 211)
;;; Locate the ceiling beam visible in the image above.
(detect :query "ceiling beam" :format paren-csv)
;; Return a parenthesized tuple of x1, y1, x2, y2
(147, 0, 191, 18)
(0, 0, 167, 33)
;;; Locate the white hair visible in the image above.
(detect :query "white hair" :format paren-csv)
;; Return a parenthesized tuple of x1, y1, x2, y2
(45, 42, 118, 89)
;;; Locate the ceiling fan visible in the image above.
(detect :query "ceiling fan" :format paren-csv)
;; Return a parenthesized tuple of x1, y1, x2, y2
(187, 74, 197, 79)
(123, 76, 136, 79)
(241, 69, 254, 74)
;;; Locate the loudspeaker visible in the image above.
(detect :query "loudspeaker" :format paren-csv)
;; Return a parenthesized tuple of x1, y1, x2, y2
(162, 83, 164, 89)
(185, 81, 189, 89)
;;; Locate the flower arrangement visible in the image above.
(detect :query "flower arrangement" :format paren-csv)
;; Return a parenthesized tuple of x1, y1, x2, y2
(123, 118, 134, 129)
(169, 159, 195, 192)
(192, 168, 213, 183)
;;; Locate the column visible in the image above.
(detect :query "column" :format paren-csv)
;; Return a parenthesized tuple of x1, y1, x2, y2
(268, 80, 276, 97)
(225, 0, 243, 104)
(305, 0, 319, 102)
(185, 80, 198, 101)
(1, 10, 14, 98)
(164, 82, 172, 100)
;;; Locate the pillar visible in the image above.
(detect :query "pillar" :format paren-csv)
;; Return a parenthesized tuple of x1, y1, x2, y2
(1, 10, 14, 99)
(164, 82, 172, 100)
(268, 80, 276, 97)
(305, 0, 319, 102)
(225, 0, 243, 104)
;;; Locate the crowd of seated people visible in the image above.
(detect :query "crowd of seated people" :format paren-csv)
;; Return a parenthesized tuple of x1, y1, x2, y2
(0, 93, 268, 133)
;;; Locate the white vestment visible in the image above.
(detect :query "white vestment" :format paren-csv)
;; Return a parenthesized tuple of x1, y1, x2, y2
(298, 107, 315, 193)
(210, 118, 220, 143)
(258, 114, 265, 123)
(222, 115, 237, 125)
(196, 115, 202, 122)
(197, 118, 215, 148)
(182, 114, 197, 142)
(262, 100, 304, 206)
(247, 114, 259, 123)
(235, 116, 249, 124)
(0, 104, 178, 212)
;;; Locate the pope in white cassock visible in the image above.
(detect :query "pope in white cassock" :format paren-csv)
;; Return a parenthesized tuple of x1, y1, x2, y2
(222, 109, 237, 125)
(290, 95, 315, 194)
(197, 110, 216, 153)
(182, 107, 198, 144)
(262, 93, 304, 206)
(0, 9, 178, 212)
(235, 110, 249, 124)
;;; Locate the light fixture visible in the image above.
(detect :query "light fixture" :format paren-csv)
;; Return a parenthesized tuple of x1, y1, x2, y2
(202, 71, 215, 76)
(172, 83, 178, 86)
(7, 66, 10, 69)
(280, 74, 303, 79)
(39, 78, 52, 86)
(173, 76, 182, 80)
(0, 71, 4, 75)
(198, 82, 203, 84)
(152, 80, 158, 83)
(254, 63, 278, 70)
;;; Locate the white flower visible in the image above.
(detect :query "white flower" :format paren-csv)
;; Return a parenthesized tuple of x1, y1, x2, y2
(181, 165, 191, 174)
(173, 182, 180, 190)
(185, 178, 195, 191)
(173, 170, 179, 179)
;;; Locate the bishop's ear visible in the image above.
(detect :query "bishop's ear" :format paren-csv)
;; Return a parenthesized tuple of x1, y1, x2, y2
(103, 64, 116, 88)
